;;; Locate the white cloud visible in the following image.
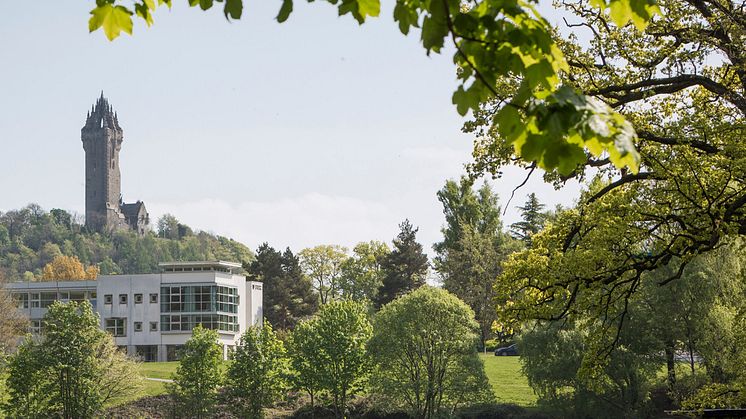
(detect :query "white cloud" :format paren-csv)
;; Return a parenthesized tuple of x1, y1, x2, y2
(146, 194, 401, 252)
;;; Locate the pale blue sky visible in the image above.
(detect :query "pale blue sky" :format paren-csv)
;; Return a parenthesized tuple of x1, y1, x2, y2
(0, 1, 580, 254)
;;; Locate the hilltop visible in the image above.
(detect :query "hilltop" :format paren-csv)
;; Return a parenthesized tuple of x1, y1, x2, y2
(0, 204, 253, 281)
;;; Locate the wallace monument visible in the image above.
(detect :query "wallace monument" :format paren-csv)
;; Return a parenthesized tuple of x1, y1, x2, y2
(81, 93, 149, 234)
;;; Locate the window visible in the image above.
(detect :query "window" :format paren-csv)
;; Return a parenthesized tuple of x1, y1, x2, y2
(134, 322, 143, 332)
(150, 321, 158, 332)
(105, 318, 126, 337)
(119, 294, 127, 305)
(160, 285, 238, 314)
(149, 293, 158, 304)
(104, 294, 113, 305)
(134, 294, 143, 304)
(30, 293, 40, 308)
(13, 293, 29, 309)
(30, 320, 42, 334)
(40, 292, 56, 308)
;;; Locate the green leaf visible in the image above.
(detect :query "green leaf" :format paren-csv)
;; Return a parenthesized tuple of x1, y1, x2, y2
(224, 0, 243, 19)
(277, 0, 293, 22)
(199, 0, 214, 11)
(89, 4, 134, 41)
(356, 0, 380, 21)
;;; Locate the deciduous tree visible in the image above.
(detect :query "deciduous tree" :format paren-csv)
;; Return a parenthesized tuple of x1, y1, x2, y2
(338, 241, 389, 304)
(169, 324, 223, 418)
(299, 245, 348, 305)
(369, 287, 493, 418)
(41, 255, 98, 280)
(226, 322, 290, 418)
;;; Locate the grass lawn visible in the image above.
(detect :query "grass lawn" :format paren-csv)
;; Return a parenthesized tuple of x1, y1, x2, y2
(480, 353, 538, 407)
(139, 361, 179, 380)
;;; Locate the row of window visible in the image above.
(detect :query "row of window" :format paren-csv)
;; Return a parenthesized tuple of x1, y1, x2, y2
(104, 317, 159, 336)
(103, 293, 159, 305)
(160, 314, 239, 332)
(160, 285, 238, 314)
(13, 291, 92, 309)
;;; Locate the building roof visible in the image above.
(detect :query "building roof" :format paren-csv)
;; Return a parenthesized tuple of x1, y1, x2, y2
(158, 260, 243, 274)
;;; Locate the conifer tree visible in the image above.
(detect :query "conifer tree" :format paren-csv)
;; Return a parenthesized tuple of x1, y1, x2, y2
(247, 244, 317, 330)
(376, 220, 429, 307)
(509, 193, 547, 246)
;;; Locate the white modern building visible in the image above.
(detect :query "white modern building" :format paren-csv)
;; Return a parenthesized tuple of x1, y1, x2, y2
(7, 261, 263, 362)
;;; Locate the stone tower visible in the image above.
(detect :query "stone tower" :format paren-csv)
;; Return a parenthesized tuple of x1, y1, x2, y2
(82, 93, 149, 234)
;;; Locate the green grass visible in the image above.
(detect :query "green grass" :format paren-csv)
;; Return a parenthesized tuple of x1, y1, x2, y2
(480, 353, 538, 407)
(139, 361, 179, 380)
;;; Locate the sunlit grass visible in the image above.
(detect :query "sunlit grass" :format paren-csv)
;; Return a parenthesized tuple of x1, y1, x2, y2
(480, 353, 538, 407)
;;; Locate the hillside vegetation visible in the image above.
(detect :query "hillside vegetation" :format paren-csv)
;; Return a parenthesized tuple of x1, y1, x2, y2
(0, 204, 253, 281)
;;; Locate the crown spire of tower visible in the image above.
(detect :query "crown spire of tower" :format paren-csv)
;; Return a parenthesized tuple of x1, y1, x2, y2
(84, 92, 121, 130)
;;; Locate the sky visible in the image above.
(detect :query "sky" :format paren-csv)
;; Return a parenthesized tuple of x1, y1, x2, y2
(0, 1, 581, 256)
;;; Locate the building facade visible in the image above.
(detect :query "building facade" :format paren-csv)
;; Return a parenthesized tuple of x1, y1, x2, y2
(7, 261, 262, 361)
(82, 93, 149, 234)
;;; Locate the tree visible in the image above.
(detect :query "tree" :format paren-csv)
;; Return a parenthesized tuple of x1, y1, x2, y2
(157, 213, 180, 240)
(338, 241, 390, 304)
(439, 226, 520, 349)
(0, 271, 28, 353)
(509, 193, 546, 245)
(226, 322, 290, 419)
(299, 245, 348, 305)
(3, 301, 141, 418)
(247, 244, 318, 330)
(376, 220, 429, 307)
(288, 300, 372, 417)
(169, 324, 223, 418)
(474, 0, 746, 354)
(368, 287, 493, 418)
(433, 177, 502, 260)
(288, 318, 324, 408)
(41, 255, 99, 280)
(433, 179, 519, 348)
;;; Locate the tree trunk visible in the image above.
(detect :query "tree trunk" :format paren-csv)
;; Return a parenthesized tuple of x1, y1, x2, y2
(664, 341, 676, 390)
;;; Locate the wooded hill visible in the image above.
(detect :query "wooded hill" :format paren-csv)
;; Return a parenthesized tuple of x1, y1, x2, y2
(0, 204, 253, 281)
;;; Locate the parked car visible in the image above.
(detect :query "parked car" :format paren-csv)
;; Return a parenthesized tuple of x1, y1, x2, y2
(494, 344, 518, 356)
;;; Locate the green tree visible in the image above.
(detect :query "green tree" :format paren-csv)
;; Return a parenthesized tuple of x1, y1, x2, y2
(226, 322, 290, 418)
(433, 177, 502, 261)
(247, 244, 318, 330)
(2, 337, 53, 418)
(473, 0, 746, 356)
(338, 240, 390, 304)
(299, 244, 348, 305)
(169, 324, 223, 418)
(289, 300, 372, 417)
(439, 226, 520, 349)
(376, 220, 429, 307)
(288, 318, 324, 408)
(157, 213, 180, 240)
(3, 301, 141, 418)
(509, 193, 546, 245)
(369, 287, 493, 418)
(518, 319, 659, 418)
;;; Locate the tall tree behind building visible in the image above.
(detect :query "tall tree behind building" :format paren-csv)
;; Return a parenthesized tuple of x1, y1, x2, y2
(376, 220, 429, 308)
(246, 244, 317, 330)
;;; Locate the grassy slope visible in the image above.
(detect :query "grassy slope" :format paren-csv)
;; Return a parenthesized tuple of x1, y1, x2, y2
(133, 356, 538, 405)
(480, 354, 538, 407)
